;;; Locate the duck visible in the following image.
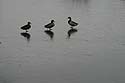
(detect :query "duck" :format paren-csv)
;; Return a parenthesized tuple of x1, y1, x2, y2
(21, 22, 31, 32)
(68, 17, 78, 27)
(44, 20, 55, 30)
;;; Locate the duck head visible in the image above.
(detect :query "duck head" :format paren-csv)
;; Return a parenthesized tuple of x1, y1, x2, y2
(51, 20, 55, 23)
(28, 22, 31, 25)
(68, 17, 72, 20)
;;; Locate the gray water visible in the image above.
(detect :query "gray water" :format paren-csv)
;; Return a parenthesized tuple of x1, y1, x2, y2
(0, 0, 125, 83)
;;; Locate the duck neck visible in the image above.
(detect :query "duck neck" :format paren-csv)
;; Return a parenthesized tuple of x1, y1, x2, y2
(68, 18, 71, 21)
(28, 23, 30, 25)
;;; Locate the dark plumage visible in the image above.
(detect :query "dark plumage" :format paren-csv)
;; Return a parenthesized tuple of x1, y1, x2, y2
(67, 28, 78, 39)
(20, 32, 31, 42)
(44, 20, 55, 30)
(44, 30, 54, 40)
(21, 22, 31, 32)
(68, 17, 78, 27)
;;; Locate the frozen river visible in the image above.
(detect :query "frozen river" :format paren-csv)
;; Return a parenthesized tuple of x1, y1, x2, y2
(0, 0, 125, 83)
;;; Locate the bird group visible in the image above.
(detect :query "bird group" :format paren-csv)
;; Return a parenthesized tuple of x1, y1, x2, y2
(20, 17, 78, 32)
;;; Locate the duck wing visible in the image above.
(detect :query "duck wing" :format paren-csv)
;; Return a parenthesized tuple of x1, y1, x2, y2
(45, 23, 54, 28)
(70, 21, 78, 26)
(21, 25, 31, 29)
(21, 25, 28, 29)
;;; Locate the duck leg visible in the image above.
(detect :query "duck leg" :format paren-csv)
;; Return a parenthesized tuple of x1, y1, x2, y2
(49, 28, 52, 30)
(26, 30, 28, 32)
(70, 27, 74, 29)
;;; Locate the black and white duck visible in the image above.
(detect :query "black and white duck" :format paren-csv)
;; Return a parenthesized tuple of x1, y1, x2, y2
(44, 20, 55, 30)
(68, 17, 78, 28)
(21, 22, 31, 32)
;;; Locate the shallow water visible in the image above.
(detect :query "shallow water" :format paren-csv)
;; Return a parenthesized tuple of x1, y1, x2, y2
(0, 0, 125, 83)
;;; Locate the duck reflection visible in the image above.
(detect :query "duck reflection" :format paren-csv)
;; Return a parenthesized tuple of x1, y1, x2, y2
(44, 30, 54, 40)
(20, 32, 31, 42)
(67, 28, 78, 39)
